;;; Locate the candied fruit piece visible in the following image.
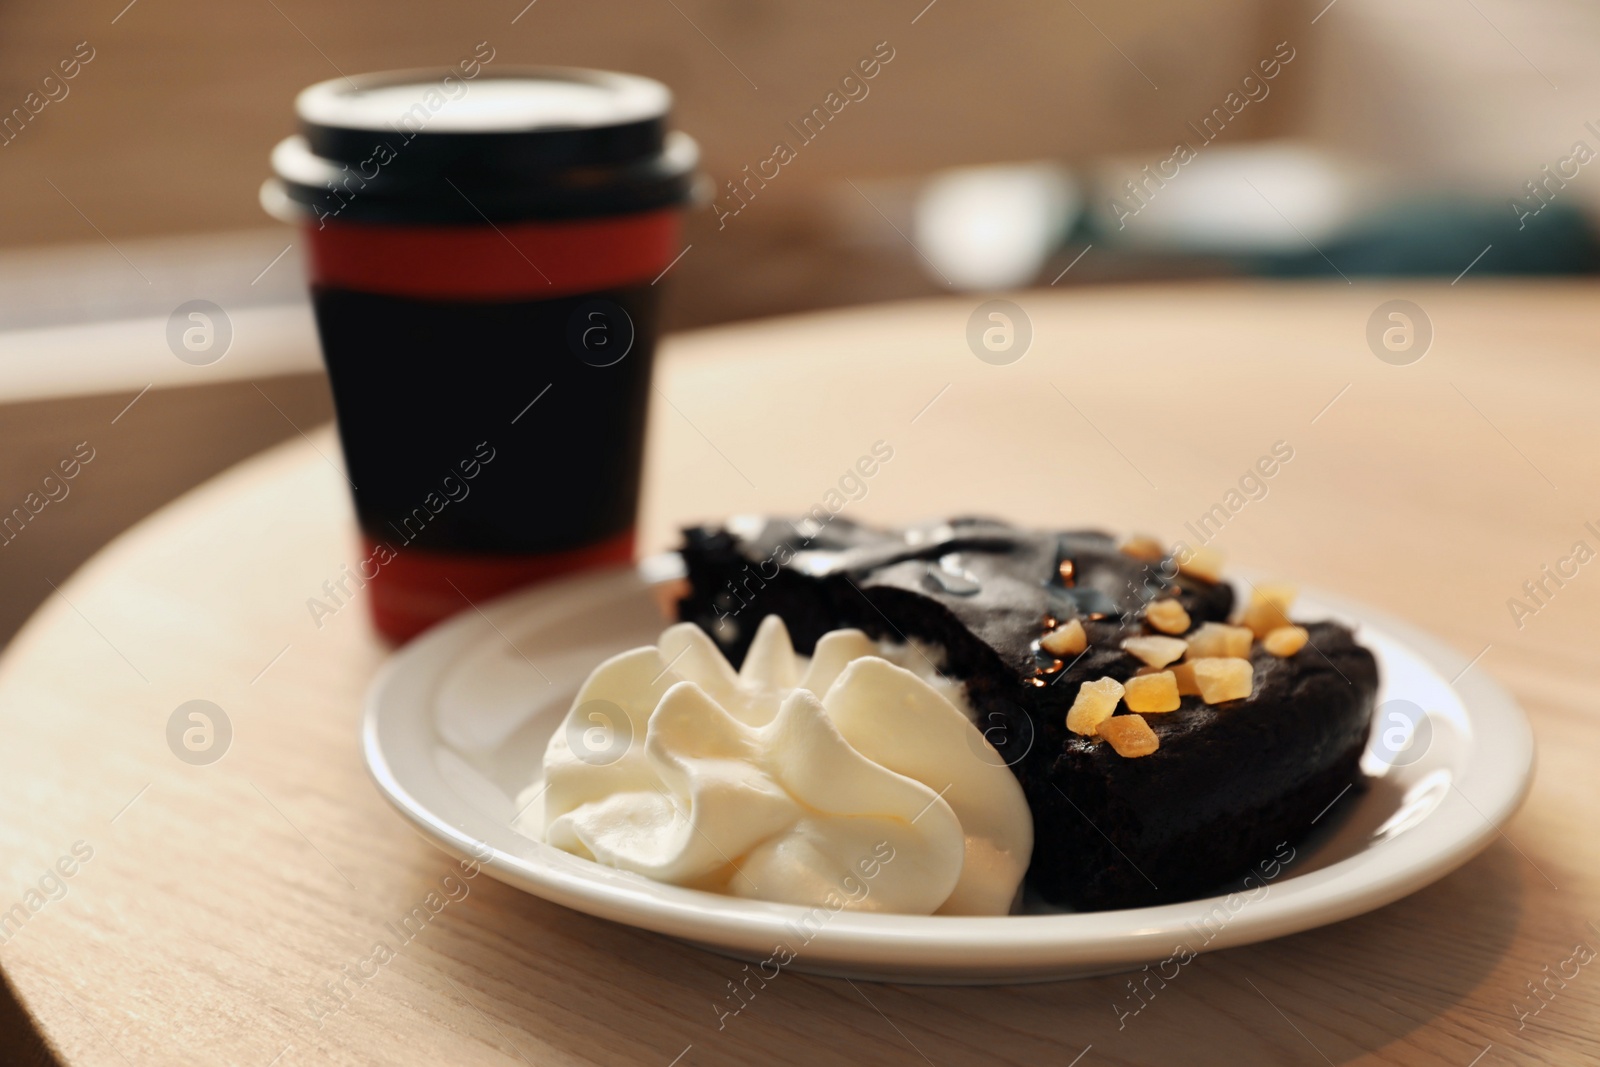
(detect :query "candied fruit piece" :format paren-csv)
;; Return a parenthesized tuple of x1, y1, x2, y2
(1191, 657, 1254, 704)
(1262, 625, 1309, 657)
(1145, 598, 1191, 635)
(1099, 714, 1159, 757)
(1178, 545, 1225, 583)
(1121, 635, 1188, 669)
(1168, 661, 1201, 696)
(1242, 582, 1298, 638)
(1185, 621, 1253, 660)
(1067, 677, 1124, 736)
(1124, 671, 1180, 713)
(1040, 618, 1088, 657)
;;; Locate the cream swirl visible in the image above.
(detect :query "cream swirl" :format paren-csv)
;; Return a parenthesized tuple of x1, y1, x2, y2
(521, 615, 1032, 916)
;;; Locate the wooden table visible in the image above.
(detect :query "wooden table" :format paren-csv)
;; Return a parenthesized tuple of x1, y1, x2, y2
(2, 282, 1597, 1066)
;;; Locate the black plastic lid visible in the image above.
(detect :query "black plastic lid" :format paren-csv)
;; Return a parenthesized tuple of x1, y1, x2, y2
(265, 67, 698, 225)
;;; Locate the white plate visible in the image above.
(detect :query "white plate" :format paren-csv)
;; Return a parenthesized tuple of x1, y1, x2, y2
(362, 561, 1534, 984)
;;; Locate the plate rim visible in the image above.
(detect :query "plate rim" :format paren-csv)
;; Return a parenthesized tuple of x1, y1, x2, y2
(362, 562, 1535, 977)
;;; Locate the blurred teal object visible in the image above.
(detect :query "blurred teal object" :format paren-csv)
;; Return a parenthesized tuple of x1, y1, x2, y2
(1249, 198, 1600, 278)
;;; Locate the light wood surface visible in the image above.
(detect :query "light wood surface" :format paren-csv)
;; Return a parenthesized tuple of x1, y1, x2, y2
(0, 373, 333, 648)
(2, 282, 1597, 1065)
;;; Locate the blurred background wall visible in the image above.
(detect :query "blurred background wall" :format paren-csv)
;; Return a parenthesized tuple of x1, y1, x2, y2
(0, 0, 1287, 242)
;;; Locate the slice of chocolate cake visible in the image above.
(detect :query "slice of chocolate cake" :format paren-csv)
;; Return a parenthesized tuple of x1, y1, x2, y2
(675, 516, 1378, 912)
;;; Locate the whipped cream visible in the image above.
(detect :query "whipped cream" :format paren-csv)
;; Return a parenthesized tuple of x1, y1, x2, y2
(519, 616, 1032, 916)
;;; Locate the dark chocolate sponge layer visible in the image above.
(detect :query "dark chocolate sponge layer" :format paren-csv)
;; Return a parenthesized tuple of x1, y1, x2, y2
(676, 516, 1379, 911)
